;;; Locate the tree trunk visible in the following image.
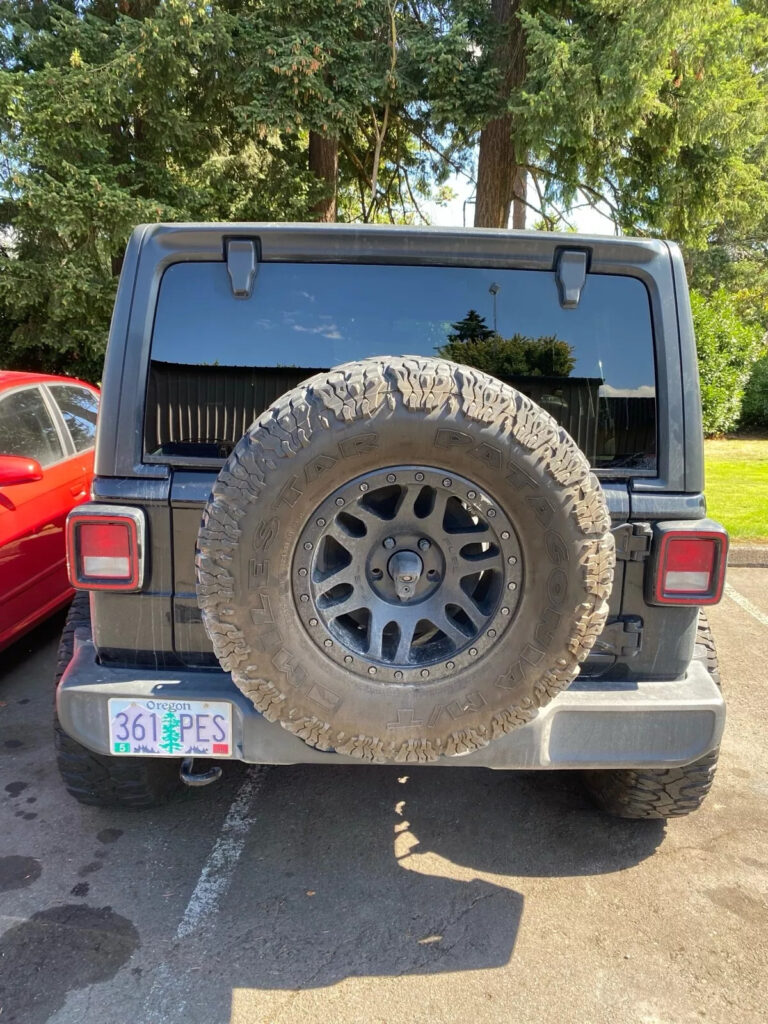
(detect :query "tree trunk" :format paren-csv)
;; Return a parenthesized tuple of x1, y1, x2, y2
(511, 165, 527, 229)
(309, 132, 339, 223)
(474, 0, 527, 229)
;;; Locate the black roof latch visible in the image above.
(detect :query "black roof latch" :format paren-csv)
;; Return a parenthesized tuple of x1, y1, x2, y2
(226, 239, 258, 299)
(555, 248, 589, 309)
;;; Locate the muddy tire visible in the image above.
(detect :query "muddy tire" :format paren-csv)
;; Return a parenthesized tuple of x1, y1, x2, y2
(54, 593, 183, 809)
(197, 356, 614, 763)
(583, 613, 721, 819)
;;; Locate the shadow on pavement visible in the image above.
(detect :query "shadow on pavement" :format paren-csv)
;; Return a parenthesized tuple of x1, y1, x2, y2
(0, 609, 67, 684)
(153, 761, 664, 1002)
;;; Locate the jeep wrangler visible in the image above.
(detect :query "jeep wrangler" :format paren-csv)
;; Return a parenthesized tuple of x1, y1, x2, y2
(55, 224, 727, 818)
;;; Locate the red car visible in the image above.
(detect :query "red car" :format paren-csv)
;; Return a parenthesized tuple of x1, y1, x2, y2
(0, 371, 99, 651)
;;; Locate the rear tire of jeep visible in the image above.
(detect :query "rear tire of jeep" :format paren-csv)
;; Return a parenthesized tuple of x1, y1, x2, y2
(197, 356, 615, 763)
(54, 593, 183, 809)
(582, 612, 721, 819)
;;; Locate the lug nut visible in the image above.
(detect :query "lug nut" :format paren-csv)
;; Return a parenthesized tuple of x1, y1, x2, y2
(309, 618, 318, 627)
(368, 666, 377, 675)
(303, 541, 313, 550)
(300, 594, 309, 603)
(508, 582, 517, 590)
(442, 478, 452, 488)
(469, 647, 478, 656)
(487, 509, 496, 518)
(344, 655, 353, 664)
(383, 537, 396, 549)
(467, 490, 477, 500)
(316, 517, 326, 527)
(394, 670, 404, 680)
(386, 473, 396, 483)
(335, 497, 345, 506)
(415, 472, 424, 482)
(446, 661, 455, 670)
(501, 607, 510, 616)
(501, 530, 510, 540)
(359, 482, 369, 491)
(298, 567, 308, 577)
(418, 538, 430, 551)
(420, 669, 430, 678)
(487, 629, 496, 638)
(508, 555, 517, 565)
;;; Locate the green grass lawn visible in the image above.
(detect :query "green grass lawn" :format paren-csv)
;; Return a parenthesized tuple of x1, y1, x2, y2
(705, 437, 768, 542)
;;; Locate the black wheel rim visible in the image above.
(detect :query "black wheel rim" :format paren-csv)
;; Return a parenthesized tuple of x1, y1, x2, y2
(292, 467, 523, 683)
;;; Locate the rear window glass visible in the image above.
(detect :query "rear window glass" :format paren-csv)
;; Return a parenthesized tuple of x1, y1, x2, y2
(149, 262, 656, 471)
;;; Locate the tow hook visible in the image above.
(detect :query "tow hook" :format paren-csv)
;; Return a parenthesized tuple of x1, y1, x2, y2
(179, 758, 223, 788)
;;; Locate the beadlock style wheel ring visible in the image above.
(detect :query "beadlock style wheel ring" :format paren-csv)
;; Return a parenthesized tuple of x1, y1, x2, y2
(292, 466, 523, 683)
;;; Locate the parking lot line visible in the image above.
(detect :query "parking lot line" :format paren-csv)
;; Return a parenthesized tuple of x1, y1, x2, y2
(175, 766, 268, 939)
(724, 582, 768, 628)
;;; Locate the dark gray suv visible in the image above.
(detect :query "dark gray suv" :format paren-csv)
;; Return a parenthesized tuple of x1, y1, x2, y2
(56, 224, 727, 818)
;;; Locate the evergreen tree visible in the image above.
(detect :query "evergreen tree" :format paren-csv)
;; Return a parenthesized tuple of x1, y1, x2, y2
(447, 309, 495, 343)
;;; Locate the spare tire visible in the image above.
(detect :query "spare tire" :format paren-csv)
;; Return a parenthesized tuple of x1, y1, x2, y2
(196, 356, 614, 763)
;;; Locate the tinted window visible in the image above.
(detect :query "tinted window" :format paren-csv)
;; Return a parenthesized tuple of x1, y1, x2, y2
(49, 385, 98, 453)
(150, 262, 657, 470)
(0, 387, 64, 467)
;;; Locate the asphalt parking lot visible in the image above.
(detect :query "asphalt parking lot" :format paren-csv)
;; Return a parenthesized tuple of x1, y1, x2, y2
(1, 567, 767, 1024)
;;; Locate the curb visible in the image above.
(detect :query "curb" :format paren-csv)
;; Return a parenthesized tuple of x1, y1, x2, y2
(728, 545, 768, 568)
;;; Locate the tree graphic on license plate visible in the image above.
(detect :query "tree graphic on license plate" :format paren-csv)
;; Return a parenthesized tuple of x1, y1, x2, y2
(159, 711, 183, 754)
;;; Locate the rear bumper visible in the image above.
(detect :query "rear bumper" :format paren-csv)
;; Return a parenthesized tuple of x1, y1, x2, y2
(57, 635, 725, 770)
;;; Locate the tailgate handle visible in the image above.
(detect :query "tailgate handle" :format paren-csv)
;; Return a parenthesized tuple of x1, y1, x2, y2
(226, 239, 258, 299)
(555, 248, 589, 309)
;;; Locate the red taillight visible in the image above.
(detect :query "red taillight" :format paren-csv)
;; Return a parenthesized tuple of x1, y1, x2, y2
(654, 530, 727, 605)
(66, 506, 145, 591)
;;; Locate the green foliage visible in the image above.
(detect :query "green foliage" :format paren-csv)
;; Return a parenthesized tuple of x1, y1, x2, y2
(439, 332, 575, 378)
(0, 1, 450, 378)
(740, 353, 768, 429)
(690, 289, 763, 435)
(425, 1, 768, 243)
(1, 0, 251, 378)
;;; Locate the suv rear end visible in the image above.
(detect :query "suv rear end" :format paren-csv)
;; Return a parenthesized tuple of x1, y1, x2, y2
(56, 223, 727, 817)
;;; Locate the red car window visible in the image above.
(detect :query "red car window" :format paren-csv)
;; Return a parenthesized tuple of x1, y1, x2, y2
(0, 387, 64, 467)
(48, 385, 99, 453)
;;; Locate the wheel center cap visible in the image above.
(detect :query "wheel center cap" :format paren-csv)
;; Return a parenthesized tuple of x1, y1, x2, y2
(387, 549, 423, 601)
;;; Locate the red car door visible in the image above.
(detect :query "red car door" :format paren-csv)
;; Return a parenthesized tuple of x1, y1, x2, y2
(0, 384, 96, 649)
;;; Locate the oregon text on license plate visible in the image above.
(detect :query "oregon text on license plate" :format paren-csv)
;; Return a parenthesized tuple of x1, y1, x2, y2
(107, 698, 233, 757)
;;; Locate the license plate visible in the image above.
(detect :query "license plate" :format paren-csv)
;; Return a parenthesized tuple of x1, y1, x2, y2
(107, 698, 233, 757)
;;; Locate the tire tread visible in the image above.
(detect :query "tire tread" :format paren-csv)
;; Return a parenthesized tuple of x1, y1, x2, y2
(583, 613, 721, 819)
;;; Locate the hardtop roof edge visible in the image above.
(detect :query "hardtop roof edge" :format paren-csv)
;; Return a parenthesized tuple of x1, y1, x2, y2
(135, 222, 669, 266)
